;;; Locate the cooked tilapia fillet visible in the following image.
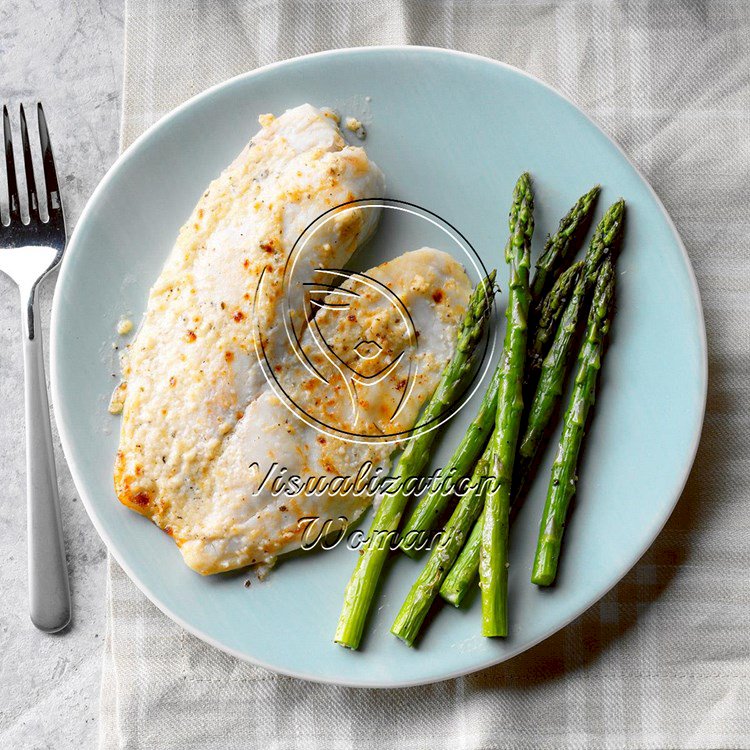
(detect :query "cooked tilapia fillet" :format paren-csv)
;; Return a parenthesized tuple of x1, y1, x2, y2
(185, 248, 471, 573)
(115, 105, 471, 575)
(116, 103, 384, 515)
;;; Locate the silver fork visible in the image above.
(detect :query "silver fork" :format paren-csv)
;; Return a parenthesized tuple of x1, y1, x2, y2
(1, 103, 70, 633)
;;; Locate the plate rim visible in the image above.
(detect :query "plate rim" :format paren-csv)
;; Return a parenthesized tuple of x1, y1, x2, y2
(50, 44, 708, 688)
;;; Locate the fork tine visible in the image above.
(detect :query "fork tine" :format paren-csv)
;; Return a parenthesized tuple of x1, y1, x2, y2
(37, 104, 62, 218)
(3, 105, 21, 222)
(19, 104, 39, 220)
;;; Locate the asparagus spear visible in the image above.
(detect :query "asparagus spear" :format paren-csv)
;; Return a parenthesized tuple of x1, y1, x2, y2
(401, 192, 601, 559)
(530, 185, 600, 304)
(439, 511, 482, 606)
(531, 257, 615, 586)
(515, 199, 625, 494)
(440, 200, 625, 608)
(527, 260, 583, 377)
(399, 343, 501, 558)
(334, 271, 495, 650)
(480, 173, 534, 638)
(391, 449, 492, 645)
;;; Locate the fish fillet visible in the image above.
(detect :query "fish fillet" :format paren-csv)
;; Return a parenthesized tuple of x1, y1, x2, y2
(114, 104, 471, 574)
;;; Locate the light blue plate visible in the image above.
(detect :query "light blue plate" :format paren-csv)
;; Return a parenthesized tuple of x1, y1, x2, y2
(51, 47, 706, 687)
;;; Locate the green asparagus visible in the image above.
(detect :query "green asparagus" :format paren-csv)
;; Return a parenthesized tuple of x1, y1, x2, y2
(532, 257, 616, 586)
(391, 449, 492, 645)
(480, 173, 534, 638)
(527, 260, 583, 376)
(401, 193, 602, 561)
(399, 341, 501, 558)
(439, 200, 625, 609)
(515, 199, 625, 495)
(334, 271, 495, 649)
(530, 185, 600, 304)
(439, 511, 482, 607)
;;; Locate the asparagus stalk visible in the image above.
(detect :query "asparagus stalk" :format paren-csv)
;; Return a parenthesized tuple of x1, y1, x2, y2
(530, 185, 600, 304)
(527, 260, 583, 377)
(515, 199, 625, 494)
(391, 449, 492, 645)
(480, 173, 534, 638)
(334, 272, 496, 650)
(531, 257, 615, 586)
(439, 511, 482, 606)
(401, 192, 603, 561)
(440, 200, 625, 608)
(398, 342, 501, 558)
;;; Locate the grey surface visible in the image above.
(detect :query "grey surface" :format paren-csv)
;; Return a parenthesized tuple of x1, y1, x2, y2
(0, 1, 123, 747)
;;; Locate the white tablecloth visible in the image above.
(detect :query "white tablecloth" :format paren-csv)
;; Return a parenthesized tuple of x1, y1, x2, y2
(101, 2, 750, 747)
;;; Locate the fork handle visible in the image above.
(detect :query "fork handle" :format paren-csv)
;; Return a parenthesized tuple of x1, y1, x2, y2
(22, 287, 71, 633)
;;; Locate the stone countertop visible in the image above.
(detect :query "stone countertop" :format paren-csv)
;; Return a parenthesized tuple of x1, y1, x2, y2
(0, 1, 123, 747)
